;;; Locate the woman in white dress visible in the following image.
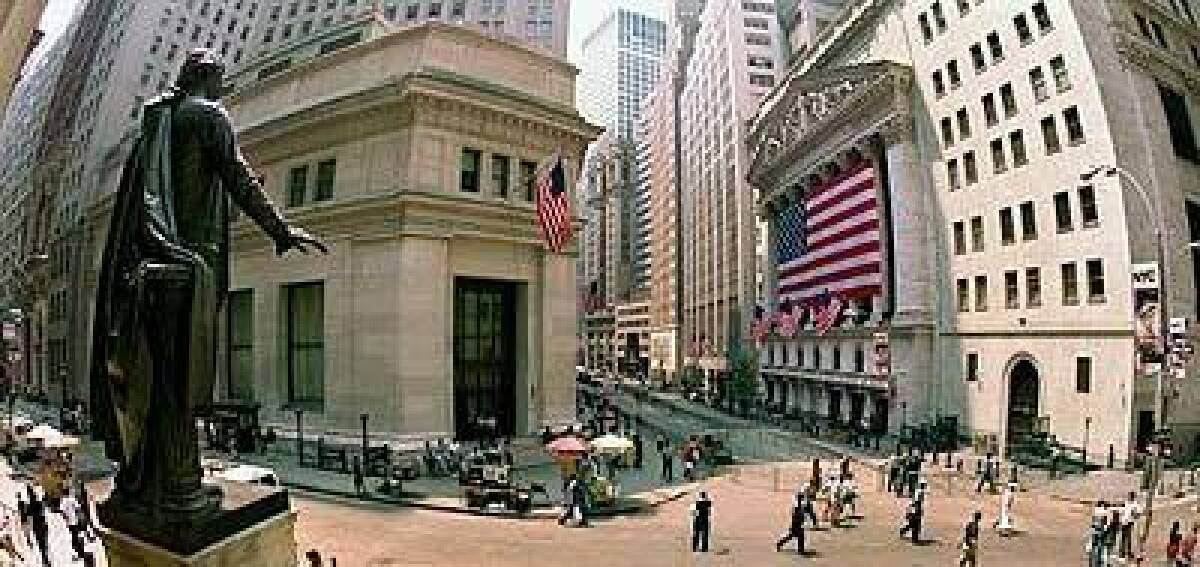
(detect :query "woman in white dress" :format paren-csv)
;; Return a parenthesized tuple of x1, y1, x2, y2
(995, 481, 1017, 536)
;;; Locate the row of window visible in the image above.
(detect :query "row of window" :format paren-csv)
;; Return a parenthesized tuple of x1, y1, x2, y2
(270, 0, 361, 21)
(764, 341, 871, 374)
(226, 283, 325, 406)
(919, 1, 1051, 45)
(945, 107, 1083, 190)
(287, 159, 337, 207)
(459, 148, 539, 201)
(951, 187, 1098, 256)
(965, 352, 1093, 393)
(956, 259, 1105, 313)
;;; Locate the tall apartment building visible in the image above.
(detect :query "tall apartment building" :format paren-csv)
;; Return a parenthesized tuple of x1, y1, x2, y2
(575, 7, 667, 142)
(679, 0, 785, 385)
(0, 0, 47, 116)
(749, 0, 1200, 463)
(639, 0, 706, 385)
(244, 0, 569, 60)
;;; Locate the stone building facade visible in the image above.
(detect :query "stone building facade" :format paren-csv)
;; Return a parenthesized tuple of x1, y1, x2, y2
(749, 0, 1200, 463)
(222, 21, 598, 440)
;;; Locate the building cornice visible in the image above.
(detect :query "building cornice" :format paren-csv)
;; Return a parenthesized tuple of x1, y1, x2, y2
(746, 61, 914, 203)
(1113, 28, 1200, 94)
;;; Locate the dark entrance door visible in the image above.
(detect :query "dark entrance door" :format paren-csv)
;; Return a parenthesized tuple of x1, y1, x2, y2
(849, 392, 865, 426)
(828, 389, 843, 425)
(453, 278, 517, 440)
(1006, 359, 1040, 449)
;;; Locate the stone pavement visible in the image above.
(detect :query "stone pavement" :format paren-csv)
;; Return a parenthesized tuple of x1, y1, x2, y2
(290, 460, 1118, 566)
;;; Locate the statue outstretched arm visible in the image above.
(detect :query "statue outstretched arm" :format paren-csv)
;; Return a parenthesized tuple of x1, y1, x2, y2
(204, 105, 327, 255)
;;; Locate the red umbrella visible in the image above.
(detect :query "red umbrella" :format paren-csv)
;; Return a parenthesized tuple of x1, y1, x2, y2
(546, 436, 589, 456)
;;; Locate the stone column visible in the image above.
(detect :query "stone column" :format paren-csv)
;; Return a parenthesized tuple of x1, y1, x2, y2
(878, 118, 933, 326)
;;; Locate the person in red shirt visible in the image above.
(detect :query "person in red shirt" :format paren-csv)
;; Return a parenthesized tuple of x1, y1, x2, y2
(1167, 521, 1182, 565)
(1180, 523, 1198, 566)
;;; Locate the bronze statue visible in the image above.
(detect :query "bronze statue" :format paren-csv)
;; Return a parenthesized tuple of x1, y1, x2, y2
(89, 49, 325, 542)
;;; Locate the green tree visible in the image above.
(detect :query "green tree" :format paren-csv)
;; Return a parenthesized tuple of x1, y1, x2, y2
(727, 345, 760, 417)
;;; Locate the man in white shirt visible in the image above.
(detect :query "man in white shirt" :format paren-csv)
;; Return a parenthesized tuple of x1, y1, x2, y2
(58, 493, 86, 562)
(1119, 492, 1141, 560)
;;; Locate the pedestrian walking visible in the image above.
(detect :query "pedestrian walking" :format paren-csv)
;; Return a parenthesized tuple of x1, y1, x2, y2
(351, 456, 365, 496)
(661, 449, 674, 482)
(1119, 491, 1141, 560)
(1182, 523, 1198, 566)
(572, 473, 590, 527)
(58, 491, 87, 563)
(839, 457, 851, 481)
(24, 485, 49, 567)
(305, 549, 323, 566)
(799, 487, 819, 529)
(1087, 502, 1108, 567)
(994, 482, 1017, 536)
(906, 452, 921, 498)
(976, 453, 996, 494)
(1168, 521, 1183, 566)
(959, 510, 982, 567)
(898, 496, 923, 545)
(776, 494, 807, 554)
(691, 491, 712, 553)
(886, 454, 901, 494)
(1104, 503, 1121, 562)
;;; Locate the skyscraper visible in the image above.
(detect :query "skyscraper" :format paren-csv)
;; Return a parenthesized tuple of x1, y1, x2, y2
(575, 7, 666, 142)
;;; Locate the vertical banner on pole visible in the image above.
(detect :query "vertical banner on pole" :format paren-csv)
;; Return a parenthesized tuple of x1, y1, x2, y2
(1132, 263, 1163, 375)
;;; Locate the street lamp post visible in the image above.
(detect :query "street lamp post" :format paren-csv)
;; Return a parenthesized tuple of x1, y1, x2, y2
(1080, 165, 1168, 559)
(1084, 416, 1092, 469)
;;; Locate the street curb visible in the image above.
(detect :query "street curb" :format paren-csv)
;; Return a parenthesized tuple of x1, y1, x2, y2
(283, 479, 703, 521)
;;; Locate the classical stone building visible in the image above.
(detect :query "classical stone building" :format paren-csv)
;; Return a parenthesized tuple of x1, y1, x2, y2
(222, 20, 598, 440)
(0, 0, 46, 117)
(749, 0, 1200, 463)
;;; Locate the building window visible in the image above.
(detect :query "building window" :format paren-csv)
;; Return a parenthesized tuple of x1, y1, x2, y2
(286, 282, 325, 407)
(947, 60, 961, 89)
(748, 55, 774, 69)
(854, 347, 865, 373)
(974, 275, 988, 312)
(315, 159, 335, 201)
(1064, 106, 1085, 145)
(941, 117, 955, 146)
(1032, 1, 1052, 33)
(957, 278, 970, 312)
(406, 3, 419, 19)
(282, 23, 293, 39)
(1086, 259, 1105, 303)
(1020, 201, 1037, 240)
(1061, 262, 1079, 305)
(947, 159, 961, 190)
(460, 148, 481, 192)
(744, 17, 770, 30)
(1005, 270, 1020, 309)
(956, 0, 970, 16)
(226, 289, 254, 400)
(288, 165, 309, 206)
(1026, 267, 1042, 307)
(745, 33, 772, 46)
(263, 28, 274, 43)
(749, 74, 775, 87)
(919, 13, 933, 43)
(970, 43, 986, 74)
(1079, 185, 1099, 227)
(933, 70, 945, 97)
(991, 138, 1007, 173)
(932, 1, 947, 32)
(956, 107, 971, 138)
(970, 216, 984, 252)
(832, 345, 842, 370)
(966, 352, 979, 382)
(963, 151, 978, 185)
(429, 1, 442, 17)
(1041, 116, 1061, 154)
(1054, 191, 1073, 233)
(491, 154, 510, 198)
(451, 0, 465, 18)
(953, 221, 967, 255)
(300, 20, 312, 34)
(1076, 356, 1092, 393)
(1010, 130, 1027, 167)
(1014, 13, 1033, 44)
(982, 93, 998, 127)
(1000, 83, 1017, 118)
(1050, 55, 1070, 92)
(520, 160, 537, 201)
(980, 32, 1000, 62)
(1158, 84, 1199, 162)
(1000, 207, 1015, 245)
(1030, 66, 1048, 102)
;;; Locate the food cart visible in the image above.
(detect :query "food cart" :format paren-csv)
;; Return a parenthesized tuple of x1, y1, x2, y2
(460, 450, 533, 514)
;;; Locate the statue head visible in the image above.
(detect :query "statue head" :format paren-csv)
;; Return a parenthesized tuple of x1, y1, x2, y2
(174, 48, 226, 100)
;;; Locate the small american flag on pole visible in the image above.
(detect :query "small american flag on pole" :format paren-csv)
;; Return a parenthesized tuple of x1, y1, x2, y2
(776, 298, 798, 338)
(536, 153, 572, 253)
(813, 290, 845, 336)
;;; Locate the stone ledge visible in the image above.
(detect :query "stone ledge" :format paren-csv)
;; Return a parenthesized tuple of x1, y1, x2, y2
(101, 509, 297, 567)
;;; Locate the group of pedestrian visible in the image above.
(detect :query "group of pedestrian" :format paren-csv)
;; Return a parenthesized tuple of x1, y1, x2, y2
(1087, 492, 1143, 566)
(887, 450, 924, 498)
(772, 458, 861, 556)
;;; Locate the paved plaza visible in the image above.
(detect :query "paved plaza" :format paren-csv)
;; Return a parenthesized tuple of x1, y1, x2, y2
(288, 461, 1200, 566)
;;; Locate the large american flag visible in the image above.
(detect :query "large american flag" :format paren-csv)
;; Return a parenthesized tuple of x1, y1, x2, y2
(776, 161, 883, 305)
(536, 154, 571, 253)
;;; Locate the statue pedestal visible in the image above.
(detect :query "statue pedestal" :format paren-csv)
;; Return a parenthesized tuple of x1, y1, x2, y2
(100, 482, 297, 566)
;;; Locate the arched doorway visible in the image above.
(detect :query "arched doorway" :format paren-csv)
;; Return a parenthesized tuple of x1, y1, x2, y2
(1006, 359, 1040, 449)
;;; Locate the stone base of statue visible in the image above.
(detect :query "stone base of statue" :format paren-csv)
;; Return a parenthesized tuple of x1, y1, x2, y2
(99, 481, 296, 566)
